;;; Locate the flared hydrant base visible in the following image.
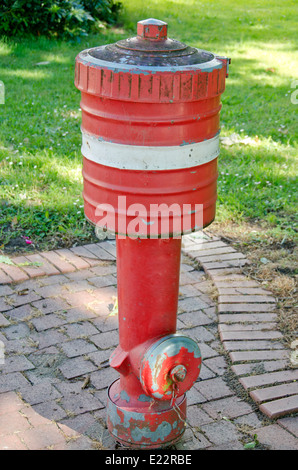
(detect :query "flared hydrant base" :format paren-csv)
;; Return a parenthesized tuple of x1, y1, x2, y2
(107, 379, 187, 449)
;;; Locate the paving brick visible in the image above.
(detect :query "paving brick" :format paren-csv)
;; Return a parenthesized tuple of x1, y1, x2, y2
(218, 322, 278, 332)
(6, 291, 41, 308)
(59, 356, 98, 379)
(219, 303, 275, 313)
(31, 313, 68, 332)
(12, 256, 47, 278)
(0, 391, 25, 416)
(0, 286, 14, 296)
(31, 297, 69, 315)
(260, 395, 298, 419)
(0, 269, 13, 284)
(197, 253, 246, 263)
(18, 423, 66, 450)
(219, 295, 275, 304)
(4, 322, 31, 340)
(65, 269, 96, 281)
(192, 246, 237, 257)
(60, 391, 104, 415)
(90, 286, 117, 304)
(212, 274, 251, 282)
(179, 271, 205, 285)
(205, 267, 243, 277)
(0, 410, 31, 436)
(6, 304, 33, 321)
(88, 275, 117, 288)
(24, 253, 60, 276)
(239, 370, 298, 390)
(181, 326, 215, 343)
(84, 243, 116, 261)
(185, 241, 227, 251)
(278, 416, 298, 437)
(20, 406, 53, 427)
(196, 377, 235, 401)
(90, 367, 119, 390)
(4, 338, 37, 356)
(30, 329, 67, 349)
(0, 263, 29, 283)
(0, 355, 35, 374)
(69, 246, 101, 267)
(229, 350, 288, 363)
(219, 330, 282, 341)
(203, 260, 250, 270)
(88, 349, 111, 367)
(40, 251, 76, 274)
(55, 248, 91, 270)
(39, 274, 68, 285)
(200, 420, 242, 446)
(178, 296, 208, 313)
(234, 412, 263, 429)
(63, 306, 98, 322)
(0, 313, 10, 326)
(90, 330, 119, 350)
(198, 343, 219, 359)
(215, 280, 260, 288)
(219, 313, 278, 323)
(63, 321, 99, 339)
(202, 396, 253, 420)
(231, 360, 288, 376)
(61, 290, 96, 307)
(32, 400, 68, 421)
(250, 382, 298, 404)
(96, 241, 117, 258)
(0, 298, 12, 313)
(92, 315, 118, 333)
(60, 338, 97, 358)
(90, 263, 117, 276)
(218, 287, 272, 296)
(0, 434, 28, 450)
(248, 424, 298, 450)
(203, 356, 228, 376)
(52, 435, 95, 450)
(199, 364, 216, 380)
(186, 405, 214, 427)
(59, 412, 105, 439)
(179, 310, 213, 327)
(63, 280, 95, 293)
(223, 340, 285, 352)
(179, 283, 202, 297)
(20, 381, 62, 406)
(35, 283, 68, 299)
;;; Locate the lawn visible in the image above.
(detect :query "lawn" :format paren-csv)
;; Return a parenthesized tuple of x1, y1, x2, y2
(0, 0, 297, 261)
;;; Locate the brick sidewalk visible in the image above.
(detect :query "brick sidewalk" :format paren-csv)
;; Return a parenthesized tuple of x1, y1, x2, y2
(0, 235, 297, 450)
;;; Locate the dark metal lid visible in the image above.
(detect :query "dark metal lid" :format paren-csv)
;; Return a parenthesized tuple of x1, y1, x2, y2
(88, 18, 214, 68)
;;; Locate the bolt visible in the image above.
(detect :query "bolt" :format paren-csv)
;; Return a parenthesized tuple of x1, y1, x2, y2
(169, 365, 187, 383)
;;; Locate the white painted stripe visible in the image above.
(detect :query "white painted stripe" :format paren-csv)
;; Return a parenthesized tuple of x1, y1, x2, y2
(81, 132, 219, 170)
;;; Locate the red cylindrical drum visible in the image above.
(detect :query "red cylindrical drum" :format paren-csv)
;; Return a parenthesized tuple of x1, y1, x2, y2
(75, 18, 229, 239)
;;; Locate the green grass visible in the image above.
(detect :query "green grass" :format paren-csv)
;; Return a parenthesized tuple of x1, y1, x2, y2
(0, 0, 297, 253)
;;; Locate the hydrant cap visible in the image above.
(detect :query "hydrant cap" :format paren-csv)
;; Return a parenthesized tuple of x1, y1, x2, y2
(137, 18, 168, 40)
(140, 334, 202, 400)
(83, 18, 217, 69)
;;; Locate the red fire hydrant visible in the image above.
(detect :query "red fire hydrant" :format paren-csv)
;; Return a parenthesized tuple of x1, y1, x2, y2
(75, 18, 229, 448)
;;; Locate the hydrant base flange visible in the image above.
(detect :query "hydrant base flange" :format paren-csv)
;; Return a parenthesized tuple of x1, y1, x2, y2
(107, 379, 187, 449)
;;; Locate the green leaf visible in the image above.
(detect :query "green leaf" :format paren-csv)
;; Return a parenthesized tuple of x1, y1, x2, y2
(244, 441, 256, 449)
(16, 261, 42, 267)
(0, 255, 15, 265)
